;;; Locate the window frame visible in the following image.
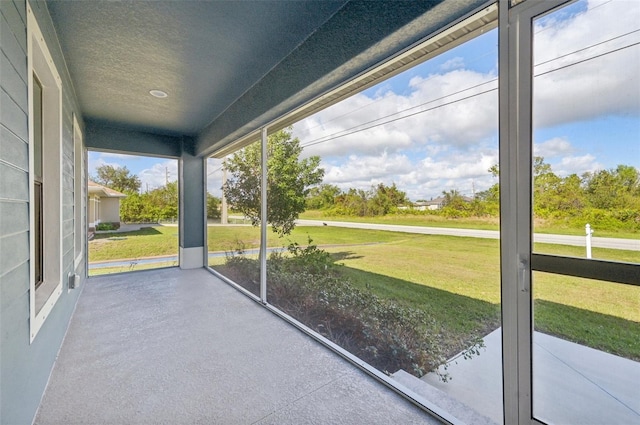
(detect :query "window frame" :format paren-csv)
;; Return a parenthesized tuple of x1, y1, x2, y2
(28, 4, 64, 343)
(73, 114, 84, 269)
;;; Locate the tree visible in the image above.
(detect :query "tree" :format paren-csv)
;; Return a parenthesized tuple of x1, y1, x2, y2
(306, 184, 341, 210)
(368, 183, 408, 215)
(119, 182, 178, 222)
(93, 164, 141, 193)
(223, 128, 324, 236)
(207, 193, 221, 220)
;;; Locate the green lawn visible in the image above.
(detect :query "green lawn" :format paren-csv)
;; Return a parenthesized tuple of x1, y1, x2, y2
(89, 226, 179, 262)
(91, 224, 640, 360)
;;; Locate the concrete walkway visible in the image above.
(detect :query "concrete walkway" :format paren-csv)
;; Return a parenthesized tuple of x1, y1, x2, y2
(36, 268, 441, 425)
(421, 328, 640, 425)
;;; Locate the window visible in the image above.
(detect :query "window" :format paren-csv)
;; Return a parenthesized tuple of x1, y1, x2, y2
(207, 5, 502, 421)
(74, 115, 84, 268)
(33, 75, 44, 288)
(529, 1, 640, 423)
(28, 4, 63, 342)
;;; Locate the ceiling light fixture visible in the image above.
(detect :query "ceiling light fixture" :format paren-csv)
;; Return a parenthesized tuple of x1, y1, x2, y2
(149, 89, 168, 98)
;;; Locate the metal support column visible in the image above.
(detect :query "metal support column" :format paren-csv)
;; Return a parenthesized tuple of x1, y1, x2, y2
(260, 127, 268, 303)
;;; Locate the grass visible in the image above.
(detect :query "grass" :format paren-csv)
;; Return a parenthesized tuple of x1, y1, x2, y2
(534, 300, 640, 360)
(92, 223, 640, 360)
(215, 226, 639, 359)
(89, 226, 179, 262)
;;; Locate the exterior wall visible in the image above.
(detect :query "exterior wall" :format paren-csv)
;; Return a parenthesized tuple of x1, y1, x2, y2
(0, 1, 85, 424)
(88, 195, 99, 227)
(100, 197, 121, 223)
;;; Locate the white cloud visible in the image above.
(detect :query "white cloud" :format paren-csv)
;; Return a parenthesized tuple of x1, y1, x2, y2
(323, 152, 413, 185)
(138, 160, 178, 192)
(532, 0, 640, 127)
(534, 137, 575, 158)
(555, 154, 603, 176)
(440, 57, 465, 71)
(295, 68, 499, 160)
(291, 0, 637, 200)
(206, 157, 225, 195)
(318, 146, 498, 201)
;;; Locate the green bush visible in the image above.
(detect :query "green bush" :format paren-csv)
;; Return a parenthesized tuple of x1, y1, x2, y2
(224, 238, 482, 380)
(96, 222, 119, 231)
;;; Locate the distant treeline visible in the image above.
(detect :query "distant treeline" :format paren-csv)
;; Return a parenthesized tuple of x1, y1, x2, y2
(304, 158, 640, 232)
(120, 182, 178, 223)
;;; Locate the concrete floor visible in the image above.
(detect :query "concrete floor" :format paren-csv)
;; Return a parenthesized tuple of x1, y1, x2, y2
(422, 328, 640, 425)
(35, 268, 441, 425)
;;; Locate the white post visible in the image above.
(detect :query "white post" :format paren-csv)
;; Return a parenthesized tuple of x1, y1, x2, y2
(585, 223, 593, 259)
(260, 127, 268, 304)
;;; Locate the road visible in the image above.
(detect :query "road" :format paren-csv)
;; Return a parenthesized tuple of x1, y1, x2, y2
(90, 218, 639, 269)
(295, 219, 640, 251)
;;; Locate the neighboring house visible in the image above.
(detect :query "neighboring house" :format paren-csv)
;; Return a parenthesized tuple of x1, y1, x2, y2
(0, 2, 636, 425)
(415, 197, 446, 211)
(87, 181, 126, 231)
(411, 196, 474, 211)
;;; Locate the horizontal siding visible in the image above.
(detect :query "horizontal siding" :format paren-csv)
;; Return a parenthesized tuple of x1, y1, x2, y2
(1, 50, 28, 112)
(0, 161, 28, 201)
(0, 231, 29, 278)
(0, 261, 29, 312)
(0, 87, 28, 142)
(0, 9, 27, 77)
(0, 124, 28, 170)
(0, 1, 87, 423)
(13, 0, 26, 22)
(0, 200, 29, 237)
(0, 1, 26, 53)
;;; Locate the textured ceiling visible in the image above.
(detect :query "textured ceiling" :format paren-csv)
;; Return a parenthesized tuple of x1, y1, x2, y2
(47, 0, 348, 136)
(46, 0, 489, 155)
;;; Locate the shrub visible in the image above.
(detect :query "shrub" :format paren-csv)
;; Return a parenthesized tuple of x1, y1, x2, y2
(96, 222, 119, 231)
(224, 238, 483, 380)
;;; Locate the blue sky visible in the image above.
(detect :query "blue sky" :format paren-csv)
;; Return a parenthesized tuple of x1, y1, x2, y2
(92, 0, 639, 201)
(88, 152, 178, 193)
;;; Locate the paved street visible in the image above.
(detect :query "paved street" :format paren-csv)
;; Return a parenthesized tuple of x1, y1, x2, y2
(296, 219, 640, 251)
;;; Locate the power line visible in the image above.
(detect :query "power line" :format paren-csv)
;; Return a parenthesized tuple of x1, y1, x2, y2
(535, 28, 639, 68)
(300, 78, 498, 148)
(299, 35, 639, 149)
(306, 0, 624, 136)
(207, 166, 223, 176)
(535, 40, 639, 77)
(298, 48, 499, 137)
(301, 87, 497, 149)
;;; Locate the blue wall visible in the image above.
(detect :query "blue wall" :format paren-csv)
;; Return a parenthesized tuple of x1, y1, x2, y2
(0, 1, 85, 423)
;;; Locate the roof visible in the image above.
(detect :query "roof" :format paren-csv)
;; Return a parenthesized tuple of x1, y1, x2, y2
(88, 181, 127, 198)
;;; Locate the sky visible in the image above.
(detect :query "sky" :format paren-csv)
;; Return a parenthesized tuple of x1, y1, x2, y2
(92, 0, 639, 201)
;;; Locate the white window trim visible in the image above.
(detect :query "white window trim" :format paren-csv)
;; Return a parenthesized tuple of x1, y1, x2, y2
(28, 3, 64, 343)
(73, 114, 84, 269)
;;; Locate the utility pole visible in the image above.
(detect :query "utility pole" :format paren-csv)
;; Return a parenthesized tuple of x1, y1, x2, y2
(165, 167, 169, 186)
